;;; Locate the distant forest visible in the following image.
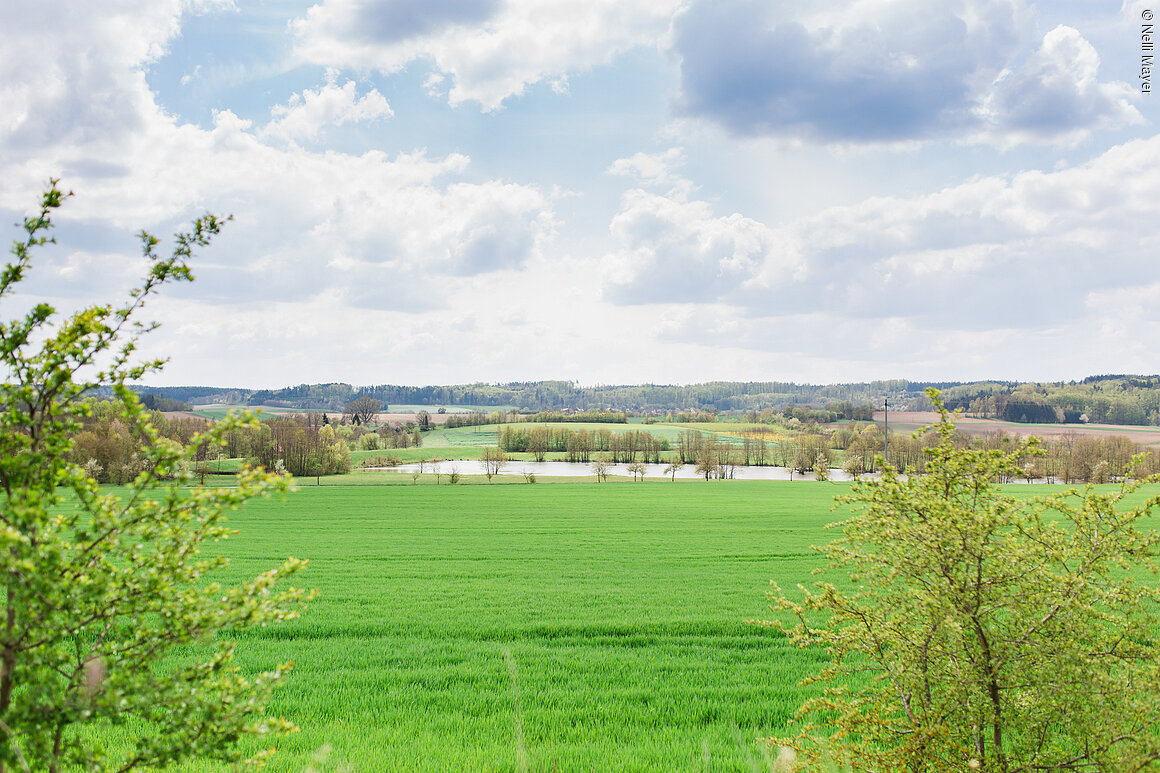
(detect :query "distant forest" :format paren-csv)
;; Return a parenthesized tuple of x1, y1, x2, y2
(127, 374, 1160, 426)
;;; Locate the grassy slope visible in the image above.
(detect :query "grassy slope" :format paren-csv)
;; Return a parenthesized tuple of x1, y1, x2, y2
(175, 480, 841, 771)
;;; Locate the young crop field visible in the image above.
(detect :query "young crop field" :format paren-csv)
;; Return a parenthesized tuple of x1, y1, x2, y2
(154, 480, 844, 771)
(99, 477, 1145, 771)
(189, 404, 302, 420)
(420, 424, 511, 447)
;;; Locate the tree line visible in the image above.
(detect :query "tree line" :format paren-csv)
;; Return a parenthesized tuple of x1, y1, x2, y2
(496, 426, 670, 463)
(131, 375, 1160, 426)
(223, 414, 422, 473)
(933, 375, 1160, 425)
(69, 399, 216, 483)
(838, 424, 1160, 483)
(487, 416, 1160, 484)
(443, 409, 629, 429)
(235, 380, 904, 413)
(127, 378, 935, 414)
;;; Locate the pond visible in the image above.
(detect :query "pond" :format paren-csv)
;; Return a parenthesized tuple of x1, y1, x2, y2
(367, 460, 1056, 483)
(371, 459, 866, 481)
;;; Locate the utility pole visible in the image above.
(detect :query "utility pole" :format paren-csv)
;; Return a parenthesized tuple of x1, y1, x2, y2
(883, 396, 889, 470)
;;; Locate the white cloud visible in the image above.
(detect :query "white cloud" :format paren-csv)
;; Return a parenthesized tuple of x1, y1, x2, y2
(0, 2, 180, 153)
(604, 134, 1160, 337)
(180, 65, 203, 86)
(3, 0, 1157, 387)
(672, 0, 1141, 146)
(1084, 281, 1160, 347)
(0, 0, 556, 315)
(608, 148, 687, 187)
(292, 0, 684, 110)
(262, 75, 393, 144)
(601, 189, 790, 304)
(648, 304, 1054, 379)
(974, 26, 1143, 146)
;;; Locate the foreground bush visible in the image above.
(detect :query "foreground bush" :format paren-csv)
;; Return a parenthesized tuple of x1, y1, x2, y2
(0, 182, 311, 771)
(765, 390, 1160, 772)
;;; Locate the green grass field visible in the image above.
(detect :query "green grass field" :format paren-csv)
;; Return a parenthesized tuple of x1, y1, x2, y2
(189, 404, 301, 420)
(420, 424, 508, 447)
(167, 480, 841, 771)
(114, 478, 1149, 771)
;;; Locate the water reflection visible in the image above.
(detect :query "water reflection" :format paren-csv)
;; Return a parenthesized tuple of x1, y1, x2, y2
(366, 460, 1058, 483)
(371, 460, 864, 481)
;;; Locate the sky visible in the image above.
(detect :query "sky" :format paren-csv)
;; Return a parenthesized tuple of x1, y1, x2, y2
(1, 0, 1157, 389)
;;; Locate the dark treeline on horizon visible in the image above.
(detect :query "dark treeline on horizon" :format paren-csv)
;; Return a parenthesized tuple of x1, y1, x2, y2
(123, 374, 1160, 426)
(125, 379, 914, 413)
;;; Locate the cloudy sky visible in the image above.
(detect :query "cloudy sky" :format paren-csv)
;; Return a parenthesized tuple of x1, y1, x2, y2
(2, 0, 1156, 388)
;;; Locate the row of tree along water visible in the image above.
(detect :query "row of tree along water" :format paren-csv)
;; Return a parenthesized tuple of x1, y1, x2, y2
(496, 425, 668, 462)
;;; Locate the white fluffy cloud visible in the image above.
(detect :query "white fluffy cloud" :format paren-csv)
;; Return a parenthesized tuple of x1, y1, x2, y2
(263, 75, 393, 144)
(601, 189, 787, 305)
(976, 25, 1143, 146)
(604, 135, 1160, 337)
(0, 0, 556, 321)
(292, 0, 683, 110)
(607, 148, 688, 187)
(0, 1, 188, 154)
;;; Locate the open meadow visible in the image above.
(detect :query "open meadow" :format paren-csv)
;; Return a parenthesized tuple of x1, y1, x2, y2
(134, 476, 1141, 772)
(171, 480, 838, 771)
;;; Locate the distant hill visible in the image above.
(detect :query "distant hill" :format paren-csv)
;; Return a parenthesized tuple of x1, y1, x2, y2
(125, 375, 1160, 426)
